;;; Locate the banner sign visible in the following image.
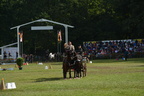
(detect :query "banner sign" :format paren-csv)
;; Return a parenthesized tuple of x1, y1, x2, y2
(31, 26, 53, 30)
(58, 30, 62, 42)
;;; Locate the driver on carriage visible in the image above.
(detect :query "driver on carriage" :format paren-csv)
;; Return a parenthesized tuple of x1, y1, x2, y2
(64, 43, 69, 52)
(68, 41, 75, 53)
(64, 41, 75, 54)
(64, 41, 76, 65)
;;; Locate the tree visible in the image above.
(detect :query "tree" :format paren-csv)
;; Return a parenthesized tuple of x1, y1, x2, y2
(0, 0, 143, 55)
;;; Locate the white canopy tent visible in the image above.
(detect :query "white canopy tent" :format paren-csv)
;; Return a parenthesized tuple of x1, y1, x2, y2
(0, 42, 17, 59)
(10, 18, 74, 57)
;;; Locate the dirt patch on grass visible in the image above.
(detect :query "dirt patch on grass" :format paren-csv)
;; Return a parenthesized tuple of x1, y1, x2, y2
(88, 66, 144, 75)
(88, 70, 144, 75)
(88, 66, 123, 70)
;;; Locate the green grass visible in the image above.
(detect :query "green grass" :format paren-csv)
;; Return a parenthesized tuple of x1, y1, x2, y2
(0, 58, 144, 96)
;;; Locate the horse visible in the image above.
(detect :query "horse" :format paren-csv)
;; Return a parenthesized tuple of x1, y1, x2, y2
(63, 50, 74, 79)
(81, 57, 87, 77)
(73, 54, 83, 78)
(72, 55, 87, 78)
(63, 50, 85, 79)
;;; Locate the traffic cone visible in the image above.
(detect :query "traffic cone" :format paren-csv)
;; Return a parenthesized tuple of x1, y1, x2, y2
(15, 64, 18, 68)
(49, 64, 53, 69)
(0, 78, 6, 90)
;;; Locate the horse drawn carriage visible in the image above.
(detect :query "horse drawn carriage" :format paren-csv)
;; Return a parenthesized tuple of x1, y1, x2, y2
(63, 50, 87, 79)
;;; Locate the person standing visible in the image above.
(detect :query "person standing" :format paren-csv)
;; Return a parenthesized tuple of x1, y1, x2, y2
(30, 54, 33, 63)
(3, 51, 7, 59)
(8, 51, 12, 58)
(124, 49, 129, 61)
(45, 49, 49, 62)
(16, 52, 18, 59)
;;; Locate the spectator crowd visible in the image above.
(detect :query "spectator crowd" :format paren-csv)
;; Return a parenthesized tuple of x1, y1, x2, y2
(83, 39, 144, 59)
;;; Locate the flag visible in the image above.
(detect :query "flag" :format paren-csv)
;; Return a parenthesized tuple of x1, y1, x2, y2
(58, 30, 62, 42)
(18, 32, 23, 42)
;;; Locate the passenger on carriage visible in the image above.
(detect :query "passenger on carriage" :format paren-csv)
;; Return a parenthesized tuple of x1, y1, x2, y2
(76, 45, 83, 61)
(77, 45, 83, 55)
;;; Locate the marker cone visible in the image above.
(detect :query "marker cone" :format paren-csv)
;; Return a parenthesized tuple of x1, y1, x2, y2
(0, 78, 6, 90)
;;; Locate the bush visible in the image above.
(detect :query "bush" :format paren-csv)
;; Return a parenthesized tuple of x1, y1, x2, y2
(16, 58, 24, 67)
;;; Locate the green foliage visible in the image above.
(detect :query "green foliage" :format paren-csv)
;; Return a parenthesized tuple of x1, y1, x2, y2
(0, 0, 143, 54)
(16, 57, 24, 67)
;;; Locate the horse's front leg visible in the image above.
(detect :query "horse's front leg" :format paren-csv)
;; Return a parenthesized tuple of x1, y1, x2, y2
(63, 66, 67, 79)
(63, 70, 67, 79)
(69, 69, 72, 78)
(80, 69, 82, 78)
(77, 70, 81, 78)
(75, 70, 79, 78)
(74, 69, 77, 78)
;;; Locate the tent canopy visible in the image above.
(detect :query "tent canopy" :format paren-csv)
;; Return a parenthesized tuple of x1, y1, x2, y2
(10, 18, 74, 57)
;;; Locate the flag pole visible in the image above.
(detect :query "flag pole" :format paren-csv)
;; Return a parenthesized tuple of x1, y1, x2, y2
(17, 26, 20, 57)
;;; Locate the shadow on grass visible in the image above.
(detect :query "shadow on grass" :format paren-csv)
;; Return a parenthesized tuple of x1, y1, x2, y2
(35, 77, 63, 82)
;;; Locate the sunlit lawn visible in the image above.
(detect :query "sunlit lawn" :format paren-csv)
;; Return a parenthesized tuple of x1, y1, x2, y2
(0, 58, 144, 96)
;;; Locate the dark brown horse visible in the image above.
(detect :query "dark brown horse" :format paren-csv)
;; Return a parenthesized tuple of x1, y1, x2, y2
(81, 57, 87, 77)
(73, 55, 87, 78)
(63, 50, 83, 79)
(73, 54, 83, 78)
(63, 50, 75, 79)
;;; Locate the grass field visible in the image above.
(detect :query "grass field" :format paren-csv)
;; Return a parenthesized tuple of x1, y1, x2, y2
(0, 58, 144, 96)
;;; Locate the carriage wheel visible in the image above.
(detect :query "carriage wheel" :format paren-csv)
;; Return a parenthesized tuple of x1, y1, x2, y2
(82, 62, 87, 77)
(84, 65, 87, 77)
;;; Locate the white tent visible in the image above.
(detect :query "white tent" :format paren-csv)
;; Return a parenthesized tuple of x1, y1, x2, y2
(0, 42, 17, 59)
(10, 18, 74, 57)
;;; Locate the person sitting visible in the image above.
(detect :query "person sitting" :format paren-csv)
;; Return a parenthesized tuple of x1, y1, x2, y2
(76, 45, 83, 61)
(64, 43, 70, 52)
(63, 41, 76, 65)
(77, 45, 83, 55)
(68, 41, 75, 53)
